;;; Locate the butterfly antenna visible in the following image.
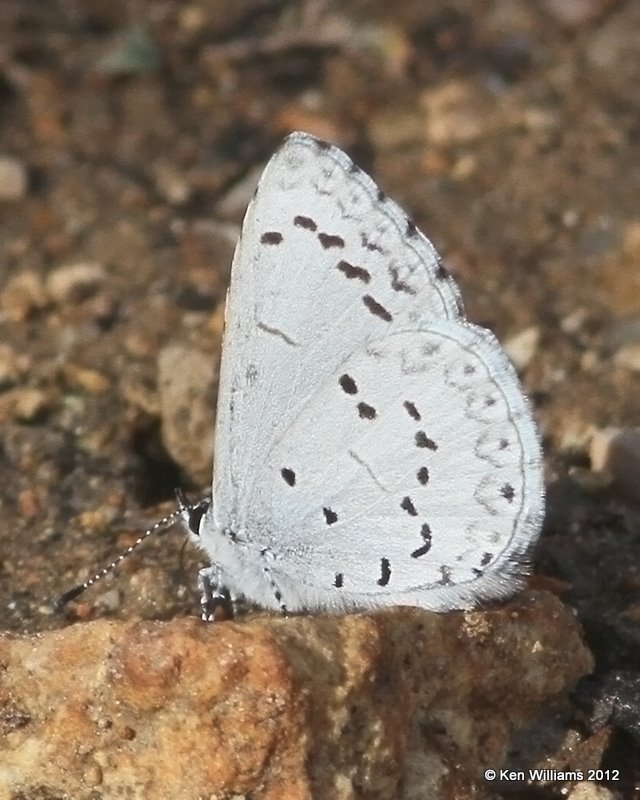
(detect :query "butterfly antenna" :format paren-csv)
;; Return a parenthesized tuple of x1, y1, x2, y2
(54, 508, 183, 611)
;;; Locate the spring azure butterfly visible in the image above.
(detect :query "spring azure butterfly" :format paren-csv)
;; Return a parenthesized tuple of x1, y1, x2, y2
(55, 131, 544, 619)
(178, 131, 544, 620)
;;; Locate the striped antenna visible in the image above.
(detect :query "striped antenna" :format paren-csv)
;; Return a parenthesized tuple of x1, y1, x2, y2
(54, 508, 184, 611)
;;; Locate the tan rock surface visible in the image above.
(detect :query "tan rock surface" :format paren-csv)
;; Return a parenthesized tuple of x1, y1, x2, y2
(0, 592, 592, 799)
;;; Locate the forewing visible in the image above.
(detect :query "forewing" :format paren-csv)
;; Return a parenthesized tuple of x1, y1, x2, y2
(213, 132, 463, 532)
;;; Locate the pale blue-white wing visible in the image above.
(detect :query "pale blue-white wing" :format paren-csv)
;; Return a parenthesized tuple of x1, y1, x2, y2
(241, 321, 543, 612)
(212, 132, 463, 535)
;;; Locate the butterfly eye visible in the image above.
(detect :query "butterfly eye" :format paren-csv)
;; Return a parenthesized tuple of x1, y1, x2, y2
(184, 499, 210, 536)
(175, 488, 211, 537)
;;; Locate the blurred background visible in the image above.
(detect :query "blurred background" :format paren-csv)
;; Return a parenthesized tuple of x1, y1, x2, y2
(0, 0, 639, 790)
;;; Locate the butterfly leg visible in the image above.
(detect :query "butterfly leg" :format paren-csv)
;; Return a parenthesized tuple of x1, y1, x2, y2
(197, 565, 234, 622)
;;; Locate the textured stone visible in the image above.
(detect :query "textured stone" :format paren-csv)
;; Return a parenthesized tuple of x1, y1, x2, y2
(504, 325, 541, 371)
(590, 427, 640, 505)
(0, 155, 28, 201)
(45, 261, 106, 304)
(157, 345, 217, 485)
(0, 271, 48, 322)
(0, 592, 592, 799)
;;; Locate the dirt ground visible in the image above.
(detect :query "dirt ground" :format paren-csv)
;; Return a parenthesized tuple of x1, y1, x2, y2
(1, 0, 640, 796)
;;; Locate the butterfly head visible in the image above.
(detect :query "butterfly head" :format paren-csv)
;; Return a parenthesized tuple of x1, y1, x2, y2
(175, 488, 211, 545)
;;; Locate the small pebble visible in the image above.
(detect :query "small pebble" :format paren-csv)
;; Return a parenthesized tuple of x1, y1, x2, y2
(153, 161, 192, 205)
(0, 344, 29, 389)
(83, 763, 103, 787)
(12, 388, 49, 422)
(0, 155, 28, 201)
(590, 427, 640, 505)
(543, 0, 610, 27)
(420, 81, 489, 146)
(566, 781, 616, 800)
(504, 325, 540, 371)
(560, 308, 588, 334)
(46, 262, 106, 304)
(157, 345, 216, 484)
(0, 271, 48, 321)
(63, 363, 111, 395)
(613, 344, 640, 373)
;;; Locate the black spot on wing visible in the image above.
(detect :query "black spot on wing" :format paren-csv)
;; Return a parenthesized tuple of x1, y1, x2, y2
(435, 261, 449, 280)
(323, 507, 338, 525)
(337, 260, 371, 283)
(334, 572, 344, 588)
(501, 484, 515, 502)
(318, 233, 345, 249)
(481, 552, 493, 566)
(415, 431, 438, 451)
(362, 295, 392, 322)
(294, 215, 317, 231)
(417, 467, 430, 485)
(339, 374, 358, 394)
(411, 523, 432, 559)
(357, 402, 376, 420)
(377, 557, 391, 586)
(389, 266, 416, 295)
(281, 468, 296, 486)
(361, 233, 383, 253)
(261, 232, 283, 245)
(404, 401, 421, 421)
(401, 496, 418, 516)
(439, 566, 453, 586)
(406, 219, 418, 237)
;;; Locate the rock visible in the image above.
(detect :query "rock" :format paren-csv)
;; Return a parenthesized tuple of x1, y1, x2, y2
(590, 427, 640, 505)
(215, 165, 263, 220)
(0, 155, 28, 201)
(152, 160, 192, 205)
(62, 363, 111, 395)
(96, 24, 161, 75)
(602, 314, 640, 372)
(574, 670, 640, 744)
(0, 388, 50, 423)
(585, 4, 640, 95)
(157, 345, 217, 485)
(12, 388, 49, 422)
(567, 782, 616, 800)
(420, 81, 494, 146)
(542, 0, 613, 28)
(614, 343, 640, 372)
(0, 344, 29, 390)
(504, 325, 540, 371)
(45, 262, 106, 304)
(0, 593, 593, 798)
(560, 308, 588, 335)
(0, 271, 48, 322)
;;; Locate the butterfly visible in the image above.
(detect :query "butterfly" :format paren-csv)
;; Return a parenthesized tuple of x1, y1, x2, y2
(58, 132, 544, 621)
(180, 132, 544, 619)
